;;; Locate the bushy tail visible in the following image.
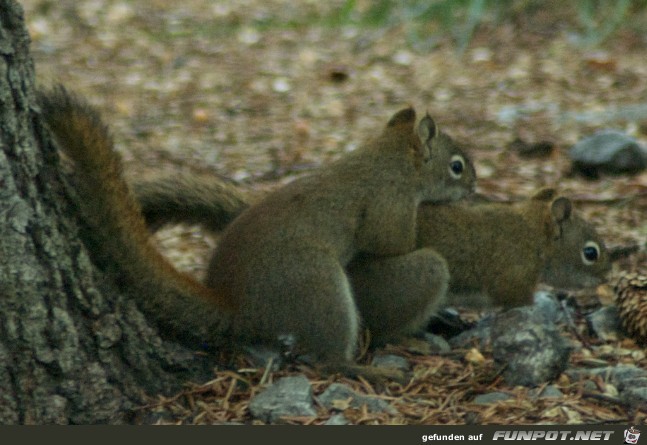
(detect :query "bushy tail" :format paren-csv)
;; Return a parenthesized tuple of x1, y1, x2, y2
(132, 173, 249, 233)
(38, 86, 232, 347)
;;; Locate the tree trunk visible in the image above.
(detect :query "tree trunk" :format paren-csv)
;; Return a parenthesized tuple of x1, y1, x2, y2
(0, 1, 216, 424)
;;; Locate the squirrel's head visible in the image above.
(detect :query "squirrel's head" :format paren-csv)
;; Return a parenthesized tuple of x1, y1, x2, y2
(533, 188, 611, 289)
(385, 108, 476, 203)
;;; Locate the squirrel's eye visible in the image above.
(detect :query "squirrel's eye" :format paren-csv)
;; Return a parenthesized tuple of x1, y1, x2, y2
(582, 241, 600, 265)
(449, 154, 465, 179)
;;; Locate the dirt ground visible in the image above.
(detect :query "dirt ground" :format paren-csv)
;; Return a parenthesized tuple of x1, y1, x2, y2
(22, 0, 646, 424)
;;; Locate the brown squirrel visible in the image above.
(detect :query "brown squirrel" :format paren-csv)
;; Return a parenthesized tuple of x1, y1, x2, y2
(133, 180, 611, 345)
(39, 86, 476, 381)
(348, 188, 611, 343)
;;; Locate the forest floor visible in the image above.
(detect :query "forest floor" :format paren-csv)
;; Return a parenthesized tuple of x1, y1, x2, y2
(23, 0, 646, 424)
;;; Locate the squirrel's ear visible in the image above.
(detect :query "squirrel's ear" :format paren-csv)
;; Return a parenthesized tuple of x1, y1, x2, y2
(416, 113, 438, 161)
(387, 107, 416, 127)
(551, 197, 572, 224)
(417, 112, 438, 144)
(532, 187, 557, 201)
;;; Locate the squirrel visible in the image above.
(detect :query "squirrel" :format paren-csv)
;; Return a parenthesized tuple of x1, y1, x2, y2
(38, 86, 476, 382)
(132, 181, 611, 346)
(348, 188, 611, 343)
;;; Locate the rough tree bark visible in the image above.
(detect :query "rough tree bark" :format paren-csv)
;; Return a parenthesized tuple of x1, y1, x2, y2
(0, 1, 216, 424)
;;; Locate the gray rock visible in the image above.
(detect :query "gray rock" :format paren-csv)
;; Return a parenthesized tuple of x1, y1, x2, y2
(473, 392, 514, 405)
(566, 365, 646, 383)
(248, 375, 317, 423)
(531, 385, 564, 399)
(371, 354, 410, 371)
(591, 365, 647, 383)
(569, 130, 647, 176)
(566, 365, 647, 409)
(324, 413, 350, 425)
(491, 307, 572, 387)
(318, 383, 397, 415)
(449, 295, 561, 350)
(422, 333, 452, 353)
(586, 306, 622, 341)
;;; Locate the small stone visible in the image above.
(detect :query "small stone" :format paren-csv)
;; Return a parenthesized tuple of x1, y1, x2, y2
(318, 383, 397, 415)
(473, 392, 514, 405)
(422, 333, 451, 353)
(324, 413, 350, 425)
(371, 354, 410, 371)
(569, 130, 647, 177)
(248, 375, 317, 423)
(534, 385, 565, 399)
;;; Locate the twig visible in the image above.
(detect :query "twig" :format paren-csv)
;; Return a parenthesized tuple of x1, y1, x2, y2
(581, 391, 634, 409)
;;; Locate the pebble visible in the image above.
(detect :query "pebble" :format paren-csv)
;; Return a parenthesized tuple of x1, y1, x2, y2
(248, 375, 317, 423)
(317, 383, 397, 415)
(569, 130, 647, 177)
(371, 354, 410, 372)
(473, 392, 514, 405)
